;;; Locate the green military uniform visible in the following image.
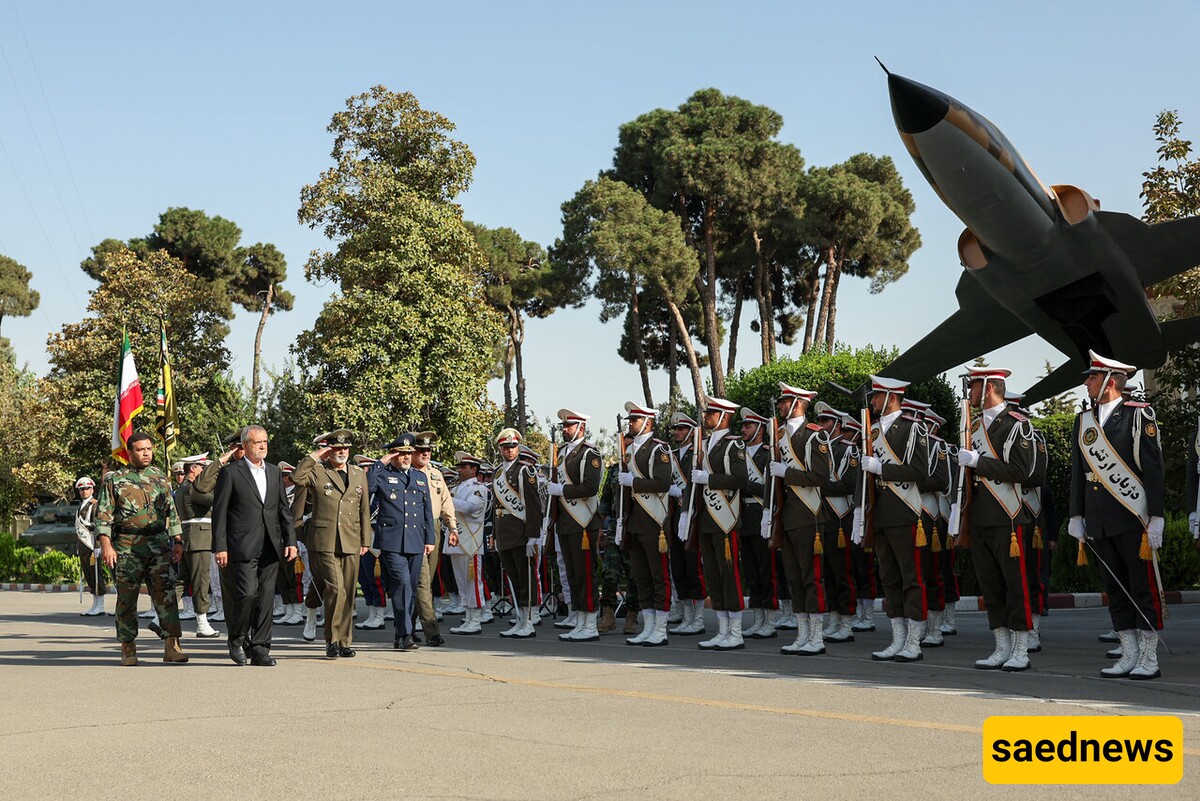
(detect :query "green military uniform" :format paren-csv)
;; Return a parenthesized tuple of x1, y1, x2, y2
(95, 465, 184, 643)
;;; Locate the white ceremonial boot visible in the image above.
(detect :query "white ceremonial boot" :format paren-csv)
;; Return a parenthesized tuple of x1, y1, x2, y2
(499, 606, 525, 638)
(1101, 630, 1140, 678)
(715, 610, 744, 650)
(555, 608, 579, 630)
(975, 627, 1013, 670)
(780, 613, 811, 655)
(683, 600, 707, 634)
(853, 599, 876, 632)
(626, 610, 655, 645)
(669, 599, 695, 635)
(755, 607, 777, 639)
(195, 612, 220, 638)
(1128, 630, 1161, 680)
(939, 605, 957, 635)
(643, 610, 669, 647)
(479, 603, 494, 624)
(512, 606, 536, 638)
(699, 612, 730, 650)
(451, 606, 483, 635)
(1026, 614, 1042, 652)
(384, 602, 395, 621)
(894, 618, 926, 662)
(827, 610, 855, 643)
(797, 613, 826, 655)
(283, 603, 305, 625)
(667, 596, 684, 624)
(178, 596, 196, 620)
(559, 609, 587, 641)
(740, 608, 761, 639)
(872, 617, 908, 661)
(1002, 630, 1031, 671)
(272, 595, 285, 617)
(446, 593, 465, 615)
(364, 606, 387, 630)
(568, 610, 600, 642)
(209, 598, 225, 622)
(302, 608, 318, 642)
(775, 599, 797, 630)
(1098, 629, 1119, 643)
(139, 606, 156, 619)
(82, 594, 106, 616)
(921, 610, 945, 648)
(822, 612, 838, 637)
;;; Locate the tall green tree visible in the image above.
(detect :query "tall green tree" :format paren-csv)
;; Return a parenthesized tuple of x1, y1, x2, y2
(553, 177, 703, 406)
(296, 86, 504, 455)
(0, 254, 40, 338)
(798, 153, 921, 352)
(1141, 110, 1200, 313)
(228, 243, 295, 407)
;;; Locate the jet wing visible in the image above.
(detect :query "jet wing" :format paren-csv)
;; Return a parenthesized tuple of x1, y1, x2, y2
(881, 269, 1033, 382)
(1094, 210, 1200, 288)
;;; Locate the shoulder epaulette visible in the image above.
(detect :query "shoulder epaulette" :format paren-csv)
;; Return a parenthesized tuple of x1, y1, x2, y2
(900, 413, 921, 423)
(928, 434, 945, 444)
(805, 422, 823, 431)
(1008, 410, 1028, 422)
(1125, 401, 1150, 409)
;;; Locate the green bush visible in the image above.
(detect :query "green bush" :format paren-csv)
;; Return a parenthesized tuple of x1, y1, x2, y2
(26, 549, 81, 583)
(9, 545, 39, 581)
(0, 534, 16, 581)
(1159, 512, 1200, 591)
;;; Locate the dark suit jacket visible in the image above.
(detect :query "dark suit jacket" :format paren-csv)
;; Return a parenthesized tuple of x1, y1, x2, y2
(212, 458, 297, 562)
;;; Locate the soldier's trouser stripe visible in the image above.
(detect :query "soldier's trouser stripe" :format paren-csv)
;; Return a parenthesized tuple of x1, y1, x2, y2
(729, 532, 744, 612)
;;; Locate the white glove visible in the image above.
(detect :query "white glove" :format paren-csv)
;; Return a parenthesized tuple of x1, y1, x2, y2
(1190, 512, 1199, 537)
(947, 503, 960, 537)
(862, 455, 882, 475)
(615, 520, 624, 547)
(957, 448, 979, 469)
(851, 507, 864, 546)
(690, 469, 710, 485)
(1068, 516, 1086, 542)
(618, 471, 634, 488)
(667, 485, 683, 499)
(759, 512, 771, 540)
(769, 461, 788, 478)
(1147, 516, 1165, 549)
(369, 547, 381, 557)
(525, 539, 537, 558)
(547, 482, 564, 497)
(677, 512, 690, 541)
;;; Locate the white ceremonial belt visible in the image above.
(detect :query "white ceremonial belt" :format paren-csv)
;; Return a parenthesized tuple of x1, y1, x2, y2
(181, 518, 211, 524)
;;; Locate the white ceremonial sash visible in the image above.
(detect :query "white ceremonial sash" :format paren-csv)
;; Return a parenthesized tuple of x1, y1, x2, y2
(700, 441, 740, 534)
(492, 467, 527, 522)
(872, 424, 923, 516)
(451, 481, 485, 554)
(825, 446, 852, 518)
(1078, 412, 1149, 525)
(559, 447, 598, 528)
(628, 442, 668, 525)
(779, 428, 823, 515)
(971, 418, 1024, 519)
(75, 498, 96, 548)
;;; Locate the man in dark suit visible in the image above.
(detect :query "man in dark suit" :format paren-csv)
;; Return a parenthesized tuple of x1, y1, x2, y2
(213, 425, 298, 666)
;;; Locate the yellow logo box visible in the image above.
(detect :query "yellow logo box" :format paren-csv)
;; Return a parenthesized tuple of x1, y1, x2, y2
(983, 716, 1183, 784)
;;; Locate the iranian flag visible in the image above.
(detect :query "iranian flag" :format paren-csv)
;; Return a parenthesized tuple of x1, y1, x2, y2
(110, 329, 144, 464)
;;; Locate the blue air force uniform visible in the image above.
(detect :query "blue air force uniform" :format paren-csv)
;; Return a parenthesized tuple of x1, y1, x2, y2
(368, 449, 435, 641)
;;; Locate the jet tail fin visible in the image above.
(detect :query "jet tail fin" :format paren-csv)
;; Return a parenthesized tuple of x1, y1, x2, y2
(1095, 211, 1200, 287)
(1023, 358, 1085, 406)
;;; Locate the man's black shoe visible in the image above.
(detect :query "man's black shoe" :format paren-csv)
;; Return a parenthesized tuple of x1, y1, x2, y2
(426, 634, 445, 647)
(337, 645, 356, 658)
(228, 643, 247, 666)
(412, 632, 423, 643)
(250, 653, 277, 666)
(325, 643, 339, 659)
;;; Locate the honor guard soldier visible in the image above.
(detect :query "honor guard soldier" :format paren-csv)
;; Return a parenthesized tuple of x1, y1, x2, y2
(813, 402, 857, 644)
(839, 417, 877, 632)
(94, 431, 189, 667)
(901, 401, 950, 650)
(769, 383, 833, 656)
(1069, 352, 1166, 679)
(368, 433, 436, 651)
(547, 409, 604, 642)
(954, 367, 1037, 671)
(618, 402, 673, 646)
(922, 410, 961, 640)
(597, 462, 638, 633)
(738, 408, 777, 639)
(413, 431, 456, 647)
(667, 412, 705, 636)
(74, 477, 106, 616)
(491, 428, 543, 638)
(446, 452, 489, 635)
(1006, 392, 1050, 652)
(353, 454, 390, 631)
(176, 453, 220, 638)
(292, 429, 371, 658)
(687, 397, 748, 651)
(853, 376, 930, 663)
(1188, 420, 1200, 542)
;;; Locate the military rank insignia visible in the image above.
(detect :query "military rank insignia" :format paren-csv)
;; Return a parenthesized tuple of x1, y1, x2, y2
(660, 453, 669, 463)
(850, 458, 859, 467)
(1145, 423, 1158, 438)
(818, 443, 828, 453)
(1083, 429, 1098, 446)
(591, 457, 600, 468)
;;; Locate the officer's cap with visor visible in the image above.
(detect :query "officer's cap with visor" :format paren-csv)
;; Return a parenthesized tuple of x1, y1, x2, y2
(386, 432, 417, 453)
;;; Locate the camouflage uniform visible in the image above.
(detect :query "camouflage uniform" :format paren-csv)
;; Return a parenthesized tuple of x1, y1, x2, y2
(597, 466, 638, 615)
(95, 465, 184, 643)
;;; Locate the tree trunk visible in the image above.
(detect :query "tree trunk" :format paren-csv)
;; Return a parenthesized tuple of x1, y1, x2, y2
(667, 309, 679, 401)
(511, 307, 528, 433)
(813, 246, 838, 351)
(824, 257, 844, 351)
(502, 340, 514, 428)
(661, 291, 705, 408)
(252, 282, 273, 408)
(726, 273, 744, 378)
(801, 262, 821, 352)
(751, 230, 773, 365)
(630, 282, 654, 407)
(698, 205, 726, 397)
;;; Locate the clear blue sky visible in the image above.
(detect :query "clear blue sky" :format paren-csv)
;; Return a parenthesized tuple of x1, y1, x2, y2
(2, 2, 1197, 432)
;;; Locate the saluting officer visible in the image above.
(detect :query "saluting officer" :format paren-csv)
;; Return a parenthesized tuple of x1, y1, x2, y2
(492, 428, 543, 639)
(769, 383, 833, 656)
(547, 409, 604, 642)
(1069, 352, 1165, 680)
(292, 429, 371, 658)
(368, 433, 435, 651)
(853, 375, 930, 664)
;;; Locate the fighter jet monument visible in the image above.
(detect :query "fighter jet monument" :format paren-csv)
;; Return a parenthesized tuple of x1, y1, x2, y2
(879, 67, 1200, 401)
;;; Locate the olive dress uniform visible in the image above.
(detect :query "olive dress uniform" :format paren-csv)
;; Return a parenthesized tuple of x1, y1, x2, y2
(622, 435, 673, 614)
(695, 428, 748, 614)
(492, 458, 543, 630)
(553, 439, 603, 614)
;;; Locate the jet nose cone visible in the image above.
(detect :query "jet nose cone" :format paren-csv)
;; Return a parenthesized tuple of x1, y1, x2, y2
(888, 73, 950, 135)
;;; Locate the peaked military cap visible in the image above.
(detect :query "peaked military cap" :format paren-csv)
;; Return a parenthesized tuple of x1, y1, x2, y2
(413, 431, 437, 450)
(386, 432, 417, 453)
(1083, 350, 1137, 378)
